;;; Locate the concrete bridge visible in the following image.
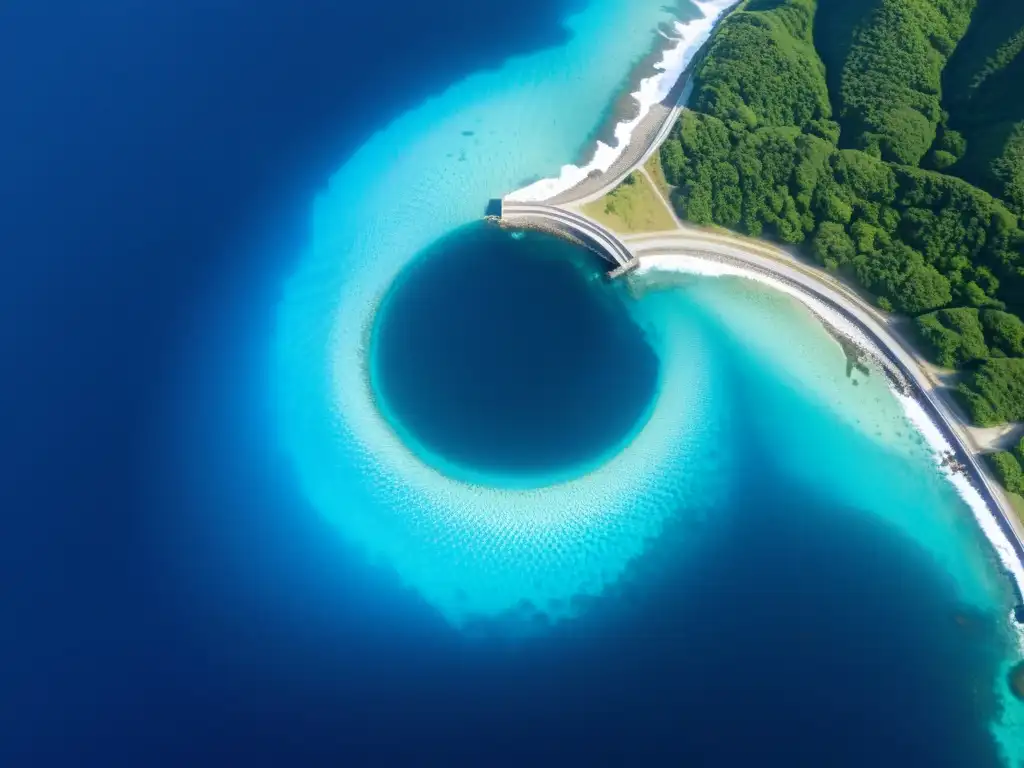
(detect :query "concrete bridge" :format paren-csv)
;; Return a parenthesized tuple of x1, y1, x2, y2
(498, 199, 639, 276)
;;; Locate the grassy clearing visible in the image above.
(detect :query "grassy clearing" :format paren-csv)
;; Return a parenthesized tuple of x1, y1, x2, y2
(582, 171, 676, 234)
(1007, 491, 1024, 527)
(644, 153, 673, 199)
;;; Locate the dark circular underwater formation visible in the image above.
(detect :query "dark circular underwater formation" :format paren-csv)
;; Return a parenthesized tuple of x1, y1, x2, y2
(370, 224, 660, 482)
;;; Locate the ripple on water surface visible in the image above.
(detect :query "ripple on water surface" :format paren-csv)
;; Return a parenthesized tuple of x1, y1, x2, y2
(268, 0, 1024, 757)
(370, 225, 659, 486)
(274, 0, 726, 627)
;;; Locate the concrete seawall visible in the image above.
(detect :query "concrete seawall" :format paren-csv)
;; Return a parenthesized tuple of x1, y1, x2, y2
(493, 190, 1024, 606)
(499, 201, 636, 269)
(630, 237, 1024, 604)
(516, 0, 742, 208)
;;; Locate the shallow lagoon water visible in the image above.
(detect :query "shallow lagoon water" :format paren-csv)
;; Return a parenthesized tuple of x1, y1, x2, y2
(267, 0, 1024, 762)
(276, 0, 727, 624)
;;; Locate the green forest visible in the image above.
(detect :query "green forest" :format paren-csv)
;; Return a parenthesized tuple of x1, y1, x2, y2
(660, 0, 1024, 426)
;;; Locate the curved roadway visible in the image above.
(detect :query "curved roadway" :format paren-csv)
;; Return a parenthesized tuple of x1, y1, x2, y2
(627, 231, 1024, 577)
(500, 201, 634, 267)
(542, 79, 692, 208)
(499, 25, 1024, 589)
(539, 1, 743, 208)
(497, 197, 1024, 595)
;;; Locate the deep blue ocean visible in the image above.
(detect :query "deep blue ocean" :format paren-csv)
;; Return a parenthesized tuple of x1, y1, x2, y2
(1, 1, 1021, 765)
(371, 226, 658, 482)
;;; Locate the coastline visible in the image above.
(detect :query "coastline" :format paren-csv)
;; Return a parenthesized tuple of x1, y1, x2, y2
(507, 0, 739, 204)
(495, 199, 1024, 621)
(629, 236, 1024, 619)
(564, 1, 704, 168)
(285, 0, 737, 628)
(550, 0, 1024, 649)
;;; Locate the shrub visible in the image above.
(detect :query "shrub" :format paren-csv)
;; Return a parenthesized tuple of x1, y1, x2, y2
(988, 451, 1024, 493)
(915, 308, 988, 367)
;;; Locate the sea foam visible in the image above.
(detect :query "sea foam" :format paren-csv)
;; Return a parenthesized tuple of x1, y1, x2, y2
(276, 0, 1023, 641)
(637, 253, 1024, 622)
(506, 0, 738, 203)
(276, 0, 725, 626)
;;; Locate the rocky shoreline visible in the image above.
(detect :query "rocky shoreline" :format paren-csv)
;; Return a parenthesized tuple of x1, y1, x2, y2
(635, 245, 1024, 611)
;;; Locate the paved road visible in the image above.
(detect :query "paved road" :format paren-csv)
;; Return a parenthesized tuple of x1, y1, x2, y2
(497, 200, 1024, 597)
(500, 201, 634, 267)
(497, 0, 1024, 598)
(629, 231, 1024, 579)
(543, 84, 687, 208)
(540, 1, 743, 208)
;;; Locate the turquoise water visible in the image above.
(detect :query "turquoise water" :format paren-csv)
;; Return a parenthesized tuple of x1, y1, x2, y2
(276, 0, 718, 624)
(274, 0, 1024, 761)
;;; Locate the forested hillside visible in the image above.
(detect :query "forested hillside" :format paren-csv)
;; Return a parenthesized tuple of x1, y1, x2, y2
(826, 0, 974, 165)
(660, 0, 1024, 426)
(690, 0, 833, 134)
(940, 0, 1024, 216)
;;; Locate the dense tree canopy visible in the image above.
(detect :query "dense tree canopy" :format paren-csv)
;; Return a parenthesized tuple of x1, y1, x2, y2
(982, 309, 1024, 357)
(958, 358, 1024, 425)
(915, 308, 988, 367)
(987, 450, 1024, 494)
(939, 0, 1024, 216)
(833, 0, 975, 165)
(691, 0, 832, 132)
(915, 307, 1024, 366)
(661, 0, 1024, 427)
